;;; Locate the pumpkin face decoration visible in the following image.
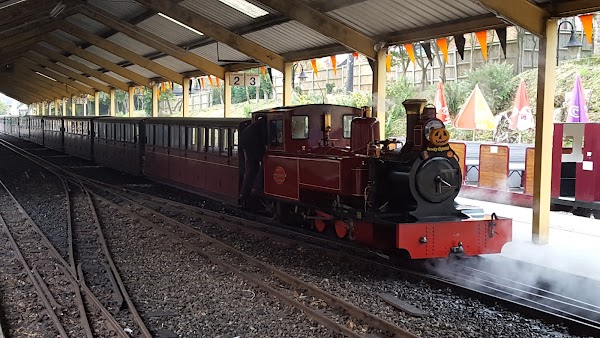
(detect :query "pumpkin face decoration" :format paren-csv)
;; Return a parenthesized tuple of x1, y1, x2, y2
(429, 127, 450, 146)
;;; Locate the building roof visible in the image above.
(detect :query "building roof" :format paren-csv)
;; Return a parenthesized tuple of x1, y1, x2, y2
(0, 0, 598, 103)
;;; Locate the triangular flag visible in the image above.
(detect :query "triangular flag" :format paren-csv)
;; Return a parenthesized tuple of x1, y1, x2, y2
(330, 55, 337, 75)
(495, 28, 507, 58)
(352, 52, 359, 59)
(404, 43, 416, 65)
(310, 59, 318, 77)
(579, 14, 594, 44)
(420, 42, 434, 65)
(509, 80, 534, 131)
(436, 38, 449, 64)
(454, 34, 466, 60)
(475, 31, 488, 61)
(208, 76, 214, 87)
(260, 66, 267, 78)
(385, 52, 391, 72)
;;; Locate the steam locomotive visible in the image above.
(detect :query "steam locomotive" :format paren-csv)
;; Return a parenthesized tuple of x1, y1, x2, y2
(238, 100, 512, 259)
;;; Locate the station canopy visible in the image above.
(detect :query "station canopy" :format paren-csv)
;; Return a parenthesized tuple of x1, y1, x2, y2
(0, 0, 599, 103)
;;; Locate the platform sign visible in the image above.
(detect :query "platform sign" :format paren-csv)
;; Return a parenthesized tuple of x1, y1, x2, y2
(229, 73, 260, 87)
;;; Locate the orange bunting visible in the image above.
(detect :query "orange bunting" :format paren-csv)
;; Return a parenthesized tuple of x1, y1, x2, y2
(208, 76, 214, 87)
(260, 66, 267, 78)
(385, 52, 391, 72)
(310, 59, 318, 77)
(475, 31, 488, 61)
(404, 43, 416, 65)
(352, 52, 359, 59)
(579, 14, 594, 44)
(330, 55, 337, 75)
(436, 38, 449, 64)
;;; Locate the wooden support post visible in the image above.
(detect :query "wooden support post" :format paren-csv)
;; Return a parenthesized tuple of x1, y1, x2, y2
(94, 91, 100, 116)
(70, 97, 75, 116)
(55, 98, 60, 116)
(372, 49, 387, 139)
(152, 83, 159, 117)
(283, 62, 293, 106)
(183, 78, 190, 117)
(532, 19, 557, 245)
(224, 73, 231, 117)
(128, 87, 135, 117)
(109, 88, 116, 116)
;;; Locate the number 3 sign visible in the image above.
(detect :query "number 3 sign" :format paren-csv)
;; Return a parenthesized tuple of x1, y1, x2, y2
(229, 73, 260, 87)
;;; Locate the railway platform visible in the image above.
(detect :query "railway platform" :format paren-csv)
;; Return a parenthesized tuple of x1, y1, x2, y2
(457, 197, 600, 281)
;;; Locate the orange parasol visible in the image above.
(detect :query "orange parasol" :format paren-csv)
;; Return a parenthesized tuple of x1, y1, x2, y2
(453, 84, 496, 130)
(509, 80, 534, 131)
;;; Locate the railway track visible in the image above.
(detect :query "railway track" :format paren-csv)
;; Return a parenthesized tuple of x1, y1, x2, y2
(1, 136, 599, 337)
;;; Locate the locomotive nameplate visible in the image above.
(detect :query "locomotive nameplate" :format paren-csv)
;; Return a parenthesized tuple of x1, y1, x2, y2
(273, 166, 287, 184)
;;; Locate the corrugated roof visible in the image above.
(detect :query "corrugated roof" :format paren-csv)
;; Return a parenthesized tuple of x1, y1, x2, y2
(180, 0, 267, 29)
(190, 43, 252, 65)
(84, 46, 126, 64)
(107, 33, 158, 56)
(125, 65, 159, 79)
(136, 14, 205, 46)
(51, 31, 85, 46)
(153, 55, 197, 74)
(103, 72, 133, 84)
(65, 13, 109, 35)
(244, 21, 337, 54)
(85, 0, 147, 21)
(68, 56, 101, 70)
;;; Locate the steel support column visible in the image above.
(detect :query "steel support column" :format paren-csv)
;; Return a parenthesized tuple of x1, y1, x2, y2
(152, 83, 159, 117)
(283, 62, 293, 106)
(94, 91, 100, 116)
(532, 19, 558, 244)
(128, 87, 135, 117)
(183, 78, 190, 117)
(372, 49, 387, 139)
(224, 73, 231, 118)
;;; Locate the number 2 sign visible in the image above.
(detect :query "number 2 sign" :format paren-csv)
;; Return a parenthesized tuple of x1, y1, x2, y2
(229, 73, 260, 87)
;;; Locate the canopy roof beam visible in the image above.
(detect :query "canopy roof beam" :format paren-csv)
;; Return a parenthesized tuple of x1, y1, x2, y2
(17, 58, 95, 96)
(476, 0, 548, 37)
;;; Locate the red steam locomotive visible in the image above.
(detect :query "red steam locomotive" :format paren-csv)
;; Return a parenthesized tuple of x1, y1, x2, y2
(238, 101, 512, 259)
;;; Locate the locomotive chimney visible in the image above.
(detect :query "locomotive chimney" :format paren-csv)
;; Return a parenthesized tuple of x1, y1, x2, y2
(402, 99, 426, 145)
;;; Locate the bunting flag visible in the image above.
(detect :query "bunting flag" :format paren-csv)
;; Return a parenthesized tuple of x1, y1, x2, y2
(579, 14, 594, 44)
(208, 76, 214, 87)
(404, 43, 416, 65)
(385, 52, 392, 72)
(310, 59, 319, 77)
(454, 34, 466, 60)
(352, 52, 359, 59)
(475, 31, 488, 61)
(495, 28, 508, 58)
(436, 37, 449, 64)
(330, 55, 337, 75)
(260, 66, 267, 78)
(420, 42, 434, 65)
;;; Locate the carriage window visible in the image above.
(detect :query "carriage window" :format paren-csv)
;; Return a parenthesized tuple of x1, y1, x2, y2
(291, 116, 309, 140)
(269, 119, 283, 146)
(147, 125, 154, 145)
(343, 115, 354, 138)
(171, 125, 180, 149)
(180, 126, 186, 150)
(208, 128, 219, 153)
(232, 129, 239, 156)
(221, 128, 228, 156)
(163, 125, 169, 147)
(155, 125, 163, 146)
(199, 127, 206, 152)
(187, 127, 197, 151)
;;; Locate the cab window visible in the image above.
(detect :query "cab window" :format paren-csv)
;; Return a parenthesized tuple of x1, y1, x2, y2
(269, 119, 283, 146)
(291, 116, 309, 140)
(343, 115, 354, 138)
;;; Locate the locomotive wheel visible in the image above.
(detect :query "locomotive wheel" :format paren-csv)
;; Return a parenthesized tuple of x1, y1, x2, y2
(334, 220, 349, 239)
(314, 219, 327, 233)
(593, 209, 600, 219)
(573, 208, 593, 217)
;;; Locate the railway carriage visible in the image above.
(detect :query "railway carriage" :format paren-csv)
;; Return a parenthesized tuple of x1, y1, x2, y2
(63, 116, 97, 160)
(42, 116, 64, 151)
(93, 117, 147, 175)
(144, 117, 246, 199)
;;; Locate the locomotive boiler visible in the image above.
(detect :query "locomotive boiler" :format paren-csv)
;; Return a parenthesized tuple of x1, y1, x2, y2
(238, 102, 512, 259)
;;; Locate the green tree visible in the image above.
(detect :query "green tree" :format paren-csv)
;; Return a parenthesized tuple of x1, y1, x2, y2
(0, 101, 8, 115)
